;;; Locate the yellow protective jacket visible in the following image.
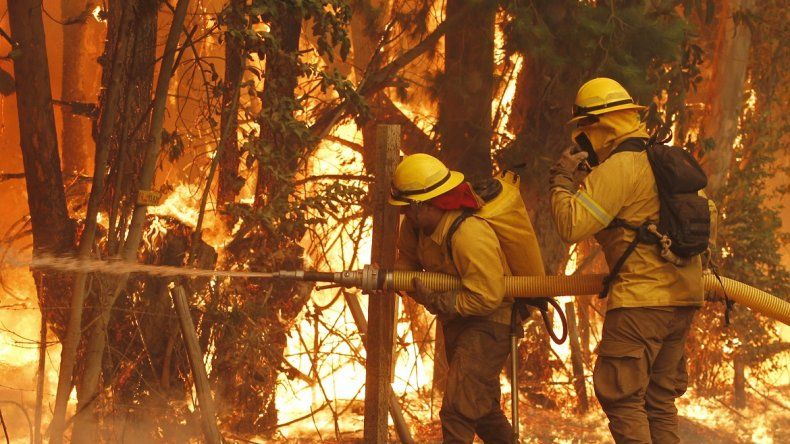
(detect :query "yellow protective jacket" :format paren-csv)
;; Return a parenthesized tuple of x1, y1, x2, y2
(551, 149, 717, 311)
(395, 175, 545, 325)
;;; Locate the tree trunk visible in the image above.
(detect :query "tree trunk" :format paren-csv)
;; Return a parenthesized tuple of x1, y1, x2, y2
(217, 0, 246, 222)
(60, 0, 104, 178)
(696, 0, 754, 197)
(681, 0, 754, 197)
(733, 353, 746, 408)
(436, 0, 496, 181)
(577, 297, 591, 364)
(9, 2, 78, 441)
(70, 1, 190, 440)
(8, 1, 75, 258)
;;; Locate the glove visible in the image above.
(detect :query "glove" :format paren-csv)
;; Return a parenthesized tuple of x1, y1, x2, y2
(549, 147, 589, 191)
(410, 277, 458, 316)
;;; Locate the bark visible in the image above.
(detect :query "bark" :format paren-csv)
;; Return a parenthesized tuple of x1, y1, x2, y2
(8, 1, 75, 258)
(697, 0, 754, 197)
(60, 0, 104, 177)
(216, 0, 246, 221)
(70, 1, 190, 440)
(436, 0, 496, 181)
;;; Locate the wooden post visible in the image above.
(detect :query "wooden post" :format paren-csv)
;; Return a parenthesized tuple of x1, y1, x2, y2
(364, 125, 401, 442)
(565, 301, 589, 412)
(171, 285, 222, 443)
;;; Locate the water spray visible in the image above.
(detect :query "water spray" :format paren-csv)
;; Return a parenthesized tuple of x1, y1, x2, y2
(12, 254, 789, 325)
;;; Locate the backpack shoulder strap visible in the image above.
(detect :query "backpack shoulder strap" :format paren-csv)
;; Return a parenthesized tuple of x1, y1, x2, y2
(599, 220, 659, 298)
(610, 137, 649, 157)
(445, 210, 475, 263)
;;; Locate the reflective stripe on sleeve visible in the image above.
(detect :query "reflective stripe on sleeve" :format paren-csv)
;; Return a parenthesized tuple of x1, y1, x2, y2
(574, 190, 614, 226)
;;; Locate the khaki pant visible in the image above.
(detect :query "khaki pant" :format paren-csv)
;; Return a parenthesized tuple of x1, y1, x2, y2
(440, 318, 513, 443)
(593, 307, 697, 444)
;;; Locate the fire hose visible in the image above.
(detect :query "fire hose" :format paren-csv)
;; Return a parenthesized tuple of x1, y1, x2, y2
(17, 255, 790, 325)
(14, 255, 789, 443)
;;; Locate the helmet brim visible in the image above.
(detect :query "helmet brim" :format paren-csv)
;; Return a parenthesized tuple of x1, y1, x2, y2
(388, 170, 465, 206)
(567, 103, 646, 124)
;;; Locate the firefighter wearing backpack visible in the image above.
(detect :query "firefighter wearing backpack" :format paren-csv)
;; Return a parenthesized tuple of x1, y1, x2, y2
(390, 153, 544, 443)
(549, 77, 717, 444)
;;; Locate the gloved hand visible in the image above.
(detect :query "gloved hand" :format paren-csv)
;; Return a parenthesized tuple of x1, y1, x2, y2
(410, 277, 458, 316)
(549, 147, 589, 191)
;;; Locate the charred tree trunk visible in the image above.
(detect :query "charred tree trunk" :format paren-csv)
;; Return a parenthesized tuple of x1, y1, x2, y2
(8, 0, 77, 333)
(8, 0, 75, 272)
(436, 0, 495, 181)
(60, 0, 104, 178)
(217, 0, 246, 222)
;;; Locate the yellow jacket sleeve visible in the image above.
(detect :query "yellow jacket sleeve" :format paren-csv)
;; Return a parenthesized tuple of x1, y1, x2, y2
(449, 216, 506, 316)
(550, 154, 635, 243)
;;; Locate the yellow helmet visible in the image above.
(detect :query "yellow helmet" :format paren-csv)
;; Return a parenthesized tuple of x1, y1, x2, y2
(389, 153, 464, 206)
(568, 77, 646, 124)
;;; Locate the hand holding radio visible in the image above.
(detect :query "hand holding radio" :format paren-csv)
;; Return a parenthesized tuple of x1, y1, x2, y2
(549, 147, 590, 191)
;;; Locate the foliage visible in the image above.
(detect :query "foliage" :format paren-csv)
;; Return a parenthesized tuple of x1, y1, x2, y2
(687, 0, 789, 395)
(501, 0, 701, 133)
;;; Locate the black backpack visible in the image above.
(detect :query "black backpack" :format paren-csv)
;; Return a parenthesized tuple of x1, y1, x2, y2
(599, 138, 710, 298)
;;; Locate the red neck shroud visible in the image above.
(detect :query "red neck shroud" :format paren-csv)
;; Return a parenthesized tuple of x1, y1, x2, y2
(429, 183, 483, 211)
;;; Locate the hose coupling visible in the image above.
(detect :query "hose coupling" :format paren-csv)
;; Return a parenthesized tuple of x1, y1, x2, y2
(333, 264, 388, 291)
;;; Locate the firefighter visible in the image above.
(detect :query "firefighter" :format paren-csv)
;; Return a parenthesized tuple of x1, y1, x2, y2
(549, 77, 715, 443)
(389, 153, 530, 443)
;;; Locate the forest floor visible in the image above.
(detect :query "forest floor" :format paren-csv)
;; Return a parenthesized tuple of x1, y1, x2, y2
(263, 384, 789, 443)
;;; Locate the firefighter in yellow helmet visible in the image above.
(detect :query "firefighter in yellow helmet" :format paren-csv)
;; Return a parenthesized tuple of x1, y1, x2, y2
(390, 153, 543, 443)
(549, 77, 717, 443)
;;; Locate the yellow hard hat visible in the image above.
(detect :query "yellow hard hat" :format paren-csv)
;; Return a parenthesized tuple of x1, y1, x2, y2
(389, 153, 464, 206)
(568, 77, 646, 124)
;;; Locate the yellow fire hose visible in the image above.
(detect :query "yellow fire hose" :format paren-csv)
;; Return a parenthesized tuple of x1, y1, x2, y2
(386, 270, 790, 326)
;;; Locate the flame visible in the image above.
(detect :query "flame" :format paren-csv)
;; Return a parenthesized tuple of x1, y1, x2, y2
(0, 268, 70, 441)
(148, 183, 229, 250)
(91, 6, 105, 23)
(272, 121, 436, 438)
